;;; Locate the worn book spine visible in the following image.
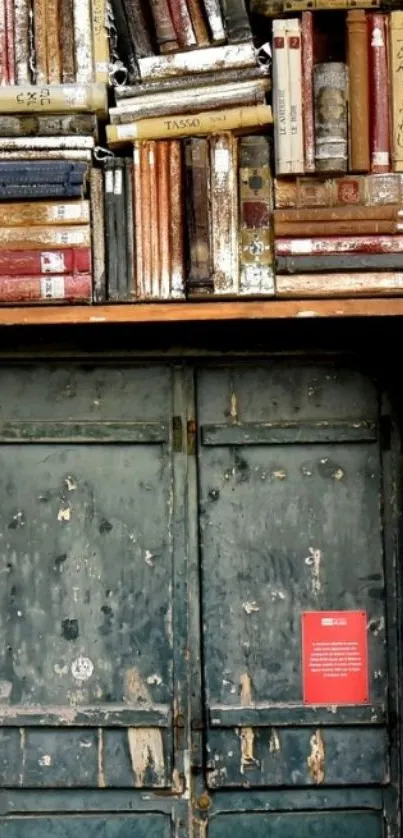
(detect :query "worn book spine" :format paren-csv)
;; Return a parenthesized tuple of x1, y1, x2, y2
(157, 142, 170, 299)
(125, 157, 135, 300)
(368, 13, 390, 172)
(34, 0, 48, 82)
(0, 150, 92, 160)
(59, 0, 76, 82)
(185, 137, 212, 293)
(46, 0, 62, 82)
(239, 135, 274, 296)
(0, 136, 94, 151)
(0, 274, 92, 303)
(133, 143, 143, 299)
(0, 225, 91, 249)
(0, 200, 90, 226)
(104, 159, 117, 301)
(272, 20, 290, 175)
(276, 272, 403, 298)
(149, 0, 178, 52)
(0, 0, 7, 84)
(275, 219, 401, 235)
(186, 0, 209, 45)
(0, 247, 91, 274)
(346, 11, 370, 172)
(169, 139, 185, 298)
(14, 0, 30, 83)
(110, 0, 139, 83)
(287, 18, 304, 174)
(276, 252, 403, 272)
(74, 0, 94, 82)
(122, 0, 153, 58)
(389, 12, 403, 171)
(0, 184, 84, 198)
(202, 0, 226, 42)
(90, 168, 105, 302)
(0, 84, 108, 115)
(116, 65, 269, 98)
(107, 104, 272, 145)
(301, 12, 314, 173)
(220, 0, 251, 42)
(274, 173, 403, 208)
(111, 79, 269, 122)
(138, 43, 257, 80)
(167, 0, 196, 47)
(274, 204, 403, 223)
(141, 141, 152, 298)
(114, 157, 128, 300)
(314, 62, 348, 172)
(0, 160, 87, 179)
(5, 0, 15, 83)
(91, 0, 109, 82)
(210, 133, 239, 295)
(275, 234, 403, 254)
(148, 140, 160, 298)
(0, 113, 98, 137)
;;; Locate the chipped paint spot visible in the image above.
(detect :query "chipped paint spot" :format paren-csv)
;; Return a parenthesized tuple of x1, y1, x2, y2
(19, 728, 26, 786)
(368, 616, 385, 636)
(125, 667, 152, 703)
(243, 601, 259, 615)
(127, 727, 165, 787)
(144, 550, 155, 567)
(79, 739, 92, 748)
(307, 730, 325, 784)
(301, 466, 312, 477)
(269, 730, 280, 753)
(240, 727, 256, 773)
(240, 673, 252, 706)
(332, 467, 344, 481)
(0, 680, 12, 700)
(304, 547, 322, 595)
(269, 589, 285, 602)
(65, 475, 77, 491)
(193, 818, 207, 838)
(98, 728, 106, 787)
(57, 504, 71, 522)
(146, 674, 162, 686)
(38, 754, 52, 767)
(374, 670, 382, 679)
(54, 663, 69, 676)
(273, 469, 286, 480)
(230, 392, 238, 422)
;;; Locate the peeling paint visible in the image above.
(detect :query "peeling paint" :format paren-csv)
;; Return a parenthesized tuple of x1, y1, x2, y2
(144, 550, 155, 567)
(193, 818, 208, 838)
(269, 729, 280, 753)
(272, 469, 286, 480)
(240, 673, 253, 706)
(98, 728, 106, 787)
(38, 754, 52, 767)
(367, 616, 385, 636)
(19, 727, 26, 787)
(65, 475, 77, 491)
(57, 504, 71, 522)
(230, 392, 238, 422)
(146, 674, 162, 686)
(240, 727, 256, 773)
(304, 547, 322, 594)
(307, 730, 325, 784)
(127, 727, 165, 787)
(332, 467, 344, 481)
(242, 601, 259, 615)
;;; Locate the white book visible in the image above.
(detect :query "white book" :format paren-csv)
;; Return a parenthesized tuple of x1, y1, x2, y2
(286, 18, 304, 174)
(272, 19, 291, 175)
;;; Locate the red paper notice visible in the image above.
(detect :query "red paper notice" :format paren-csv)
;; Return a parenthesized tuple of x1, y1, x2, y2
(302, 610, 369, 705)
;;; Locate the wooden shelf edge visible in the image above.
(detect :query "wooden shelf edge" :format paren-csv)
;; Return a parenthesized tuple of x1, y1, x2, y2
(0, 297, 403, 326)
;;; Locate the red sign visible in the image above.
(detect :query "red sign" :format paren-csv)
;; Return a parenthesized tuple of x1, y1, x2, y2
(302, 610, 369, 705)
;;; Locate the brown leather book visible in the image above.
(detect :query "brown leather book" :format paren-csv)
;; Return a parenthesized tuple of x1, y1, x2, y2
(133, 142, 144, 299)
(34, 0, 48, 82)
(141, 142, 152, 298)
(0, 225, 90, 249)
(274, 204, 403, 224)
(169, 140, 185, 298)
(187, 0, 209, 45)
(185, 137, 212, 296)
(46, 0, 62, 82)
(167, 0, 196, 46)
(346, 11, 370, 172)
(0, 201, 90, 226)
(59, 0, 76, 82)
(90, 168, 105, 302)
(149, 0, 178, 52)
(157, 141, 171, 299)
(149, 140, 160, 298)
(274, 173, 403, 208)
(275, 219, 402, 235)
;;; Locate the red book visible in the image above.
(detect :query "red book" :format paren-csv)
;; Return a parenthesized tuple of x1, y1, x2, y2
(301, 11, 315, 173)
(275, 235, 403, 255)
(0, 274, 92, 303)
(368, 14, 390, 173)
(0, 248, 91, 276)
(167, 0, 196, 47)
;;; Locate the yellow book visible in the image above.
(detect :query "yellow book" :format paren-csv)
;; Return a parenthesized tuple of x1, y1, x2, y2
(92, 0, 109, 83)
(0, 201, 90, 227)
(0, 226, 91, 250)
(0, 84, 108, 116)
(106, 104, 273, 146)
(389, 12, 403, 172)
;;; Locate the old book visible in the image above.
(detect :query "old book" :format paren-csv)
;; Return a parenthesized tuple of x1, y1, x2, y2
(114, 157, 128, 300)
(272, 19, 290, 175)
(104, 159, 117, 300)
(110, 0, 139, 83)
(150, 0, 179, 51)
(59, 0, 75, 82)
(169, 139, 185, 298)
(276, 253, 403, 272)
(0, 184, 84, 199)
(116, 65, 270, 98)
(90, 168, 105, 302)
(275, 235, 403, 254)
(110, 79, 269, 122)
(185, 137, 212, 295)
(0, 201, 90, 226)
(0, 225, 91, 249)
(368, 13, 390, 173)
(0, 274, 92, 303)
(46, 0, 62, 82)
(121, 0, 153, 58)
(5, 0, 15, 83)
(276, 272, 403, 297)
(275, 219, 403, 235)
(0, 137, 94, 151)
(167, 0, 196, 48)
(287, 18, 304, 174)
(274, 205, 403, 224)
(314, 62, 348, 172)
(137, 43, 257, 80)
(0, 247, 91, 274)
(301, 11, 314, 173)
(92, 0, 109, 82)
(157, 141, 171, 299)
(141, 142, 152, 297)
(346, 11, 370, 172)
(74, 0, 93, 82)
(148, 140, 160, 297)
(202, 0, 225, 41)
(389, 12, 403, 172)
(220, 0, 251, 42)
(34, 0, 48, 82)
(14, 0, 30, 83)
(210, 133, 238, 295)
(107, 104, 272, 145)
(0, 84, 108, 115)
(0, 150, 92, 160)
(125, 157, 135, 300)
(0, 0, 7, 84)
(133, 143, 144, 298)
(274, 174, 403, 208)
(0, 161, 88, 183)
(0, 113, 98, 137)
(239, 135, 274, 296)
(186, 0, 209, 46)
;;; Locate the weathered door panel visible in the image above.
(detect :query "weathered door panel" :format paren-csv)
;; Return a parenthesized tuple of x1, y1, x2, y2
(196, 364, 392, 795)
(208, 812, 383, 838)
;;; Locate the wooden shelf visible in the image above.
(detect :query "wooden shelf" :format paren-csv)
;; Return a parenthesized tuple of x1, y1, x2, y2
(0, 297, 403, 326)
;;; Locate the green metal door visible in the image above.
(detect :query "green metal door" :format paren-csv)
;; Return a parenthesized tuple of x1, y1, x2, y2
(0, 359, 399, 838)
